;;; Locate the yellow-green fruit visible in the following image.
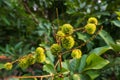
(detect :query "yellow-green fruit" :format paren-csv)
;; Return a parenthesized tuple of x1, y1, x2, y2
(27, 54, 35, 65)
(35, 53, 46, 63)
(36, 47, 44, 54)
(71, 49, 82, 59)
(56, 31, 65, 39)
(50, 44, 61, 55)
(85, 23, 96, 34)
(18, 58, 29, 69)
(73, 74, 80, 80)
(61, 24, 74, 35)
(4, 62, 12, 70)
(62, 36, 75, 50)
(87, 17, 98, 25)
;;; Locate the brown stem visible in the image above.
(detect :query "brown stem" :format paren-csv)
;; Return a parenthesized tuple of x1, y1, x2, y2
(59, 54, 62, 69)
(22, 0, 39, 24)
(56, 8, 59, 27)
(10, 74, 54, 79)
(54, 60, 59, 69)
(74, 27, 84, 32)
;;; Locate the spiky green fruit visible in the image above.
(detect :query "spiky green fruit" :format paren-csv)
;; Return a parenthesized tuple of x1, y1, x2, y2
(62, 36, 75, 50)
(85, 23, 96, 34)
(36, 47, 44, 54)
(4, 62, 12, 70)
(61, 24, 74, 35)
(35, 52, 46, 63)
(27, 54, 35, 65)
(50, 44, 61, 55)
(87, 17, 98, 25)
(56, 31, 65, 39)
(18, 57, 29, 69)
(71, 49, 82, 59)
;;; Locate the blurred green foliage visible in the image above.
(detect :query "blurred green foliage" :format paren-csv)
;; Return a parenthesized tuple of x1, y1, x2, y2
(0, 0, 120, 80)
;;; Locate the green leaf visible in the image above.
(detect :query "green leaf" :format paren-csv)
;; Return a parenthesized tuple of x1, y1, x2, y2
(84, 53, 109, 71)
(0, 63, 4, 69)
(95, 12, 110, 16)
(86, 70, 99, 80)
(77, 32, 89, 42)
(89, 46, 112, 55)
(46, 50, 54, 63)
(43, 64, 56, 74)
(62, 61, 69, 71)
(64, 77, 70, 80)
(15, 42, 23, 49)
(111, 20, 120, 28)
(78, 55, 87, 73)
(115, 11, 120, 16)
(110, 43, 120, 52)
(69, 59, 80, 72)
(99, 30, 115, 46)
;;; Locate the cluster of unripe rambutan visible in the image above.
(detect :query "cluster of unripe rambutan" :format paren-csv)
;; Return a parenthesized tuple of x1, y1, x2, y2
(85, 17, 98, 34)
(3, 17, 98, 70)
(4, 47, 46, 70)
(50, 17, 98, 58)
(50, 24, 82, 59)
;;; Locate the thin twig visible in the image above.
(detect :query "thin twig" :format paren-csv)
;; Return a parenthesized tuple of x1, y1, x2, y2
(74, 27, 84, 32)
(22, 0, 39, 24)
(56, 8, 59, 27)
(11, 74, 54, 79)
(59, 54, 62, 69)
(54, 60, 59, 69)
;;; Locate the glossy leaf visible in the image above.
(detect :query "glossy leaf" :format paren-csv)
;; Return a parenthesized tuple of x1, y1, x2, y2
(86, 70, 99, 80)
(84, 53, 109, 71)
(110, 43, 120, 52)
(89, 46, 112, 55)
(99, 30, 115, 46)
(111, 20, 120, 28)
(77, 32, 90, 42)
(78, 54, 87, 73)
(69, 59, 80, 72)
(43, 64, 56, 74)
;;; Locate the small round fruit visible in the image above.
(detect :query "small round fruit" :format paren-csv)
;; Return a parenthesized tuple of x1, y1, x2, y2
(61, 24, 74, 35)
(85, 23, 96, 34)
(56, 31, 65, 39)
(4, 62, 12, 70)
(62, 36, 75, 50)
(18, 58, 29, 69)
(87, 17, 98, 25)
(50, 44, 61, 55)
(71, 49, 82, 59)
(35, 53, 46, 63)
(27, 54, 35, 65)
(36, 47, 44, 54)
(73, 74, 80, 80)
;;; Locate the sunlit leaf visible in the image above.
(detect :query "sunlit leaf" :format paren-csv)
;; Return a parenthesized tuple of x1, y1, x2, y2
(86, 70, 99, 80)
(84, 53, 109, 71)
(89, 46, 112, 55)
(0, 63, 4, 69)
